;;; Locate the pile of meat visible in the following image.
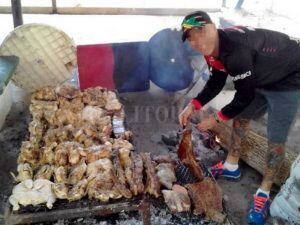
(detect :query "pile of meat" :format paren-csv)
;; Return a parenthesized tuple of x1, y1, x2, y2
(9, 85, 167, 210)
(9, 85, 226, 223)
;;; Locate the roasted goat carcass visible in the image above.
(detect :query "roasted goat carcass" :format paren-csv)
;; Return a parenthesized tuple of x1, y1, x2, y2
(18, 141, 39, 167)
(53, 141, 84, 166)
(52, 182, 68, 199)
(53, 166, 68, 183)
(85, 144, 112, 163)
(31, 86, 57, 101)
(55, 84, 82, 100)
(162, 184, 191, 213)
(177, 129, 204, 181)
(43, 109, 57, 126)
(87, 158, 123, 201)
(113, 139, 133, 151)
(156, 163, 177, 189)
(104, 91, 122, 112)
(68, 159, 87, 185)
(141, 153, 161, 198)
(112, 154, 127, 186)
(68, 179, 88, 201)
(86, 158, 113, 180)
(73, 123, 102, 147)
(58, 97, 84, 113)
(54, 145, 69, 166)
(28, 119, 44, 144)
(87, 172, 121, 202)
(64, 142, 85, 166)
(40, 142, 57, 165)
(44, 125, 74, 146)
(30, 100, 58, 113)
(121, 130, 133, 142)
(97, 116, 112, 133)
(11, 163, 33, 182)
(112, 155, 132, 198)
(186, 179, 225, 223)
(54, 109, 80, 127)
(81, 106, 107, 126)
(130, 153, 144, 195)
(118, 148, 135, 194)
(83, 87, 107, 107)
(34, 165, 54, 180)
(9, 179, 56, 211)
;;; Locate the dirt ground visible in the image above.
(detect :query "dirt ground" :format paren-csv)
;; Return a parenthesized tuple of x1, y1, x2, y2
(0, 92, 295, 225)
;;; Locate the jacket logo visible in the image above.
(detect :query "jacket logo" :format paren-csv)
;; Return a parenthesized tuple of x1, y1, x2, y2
(232, 71, 252, 81)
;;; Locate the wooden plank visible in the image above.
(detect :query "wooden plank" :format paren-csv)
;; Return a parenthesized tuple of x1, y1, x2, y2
(0, 6, 221, 15)
(212, 123, 298, 186)
(11, 0, 23, 27)
(5, 198, 151, 225)
(0, 6, 53, 14)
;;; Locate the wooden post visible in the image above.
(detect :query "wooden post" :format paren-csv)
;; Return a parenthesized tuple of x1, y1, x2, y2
(11, 0, 23, 28)
(52, 0, 57, 14)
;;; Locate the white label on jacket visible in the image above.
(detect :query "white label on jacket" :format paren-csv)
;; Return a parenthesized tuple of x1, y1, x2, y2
(232, 71, 252, 81)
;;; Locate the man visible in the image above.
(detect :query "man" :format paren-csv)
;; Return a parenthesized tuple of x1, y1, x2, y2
(178, 11, 300, 225)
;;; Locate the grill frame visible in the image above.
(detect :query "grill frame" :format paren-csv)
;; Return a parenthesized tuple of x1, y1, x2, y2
(4, 196, 151, 225)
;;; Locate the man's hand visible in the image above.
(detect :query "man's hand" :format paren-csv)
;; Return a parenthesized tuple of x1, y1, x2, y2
(197, 114, 218, 131)
(178, 103, 195, 127)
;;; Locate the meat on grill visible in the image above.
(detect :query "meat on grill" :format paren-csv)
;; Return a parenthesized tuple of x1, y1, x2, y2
(53, 166, 68, 183)
(68, 159, 87, 185)
(141, 153, 161, 198)
(156, 163, 177, 189)
(186, 178, 225, 223)
(118, 148, 135, 194)
(131, 153, 144, 195)
(177, 129, 204, 181)
(162, 185, 191, 213)
(34, 164, 54, 180)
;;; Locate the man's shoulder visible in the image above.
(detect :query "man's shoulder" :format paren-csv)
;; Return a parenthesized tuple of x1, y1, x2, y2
(220, 26, 258, 43)
(220, 27, 291, 46)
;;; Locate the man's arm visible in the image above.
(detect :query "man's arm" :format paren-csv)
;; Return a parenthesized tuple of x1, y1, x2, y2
(219, 74, 256, 120)
(218, 46, 256, 120)
(192, 68, 228, 109)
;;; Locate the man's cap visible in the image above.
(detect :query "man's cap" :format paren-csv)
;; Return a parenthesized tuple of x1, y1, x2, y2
(181, 11, 212, 42)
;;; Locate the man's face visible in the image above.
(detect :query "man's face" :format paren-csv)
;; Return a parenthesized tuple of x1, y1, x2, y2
(187, 24, 217, 56)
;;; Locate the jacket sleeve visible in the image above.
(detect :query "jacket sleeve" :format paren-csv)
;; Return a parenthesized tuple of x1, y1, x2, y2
(219, 47, 256, 120)
(194, 68, 228, 107)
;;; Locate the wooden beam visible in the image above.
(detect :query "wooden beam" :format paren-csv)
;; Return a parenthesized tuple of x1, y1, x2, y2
(212, 123, 298, 186)
(0, 6, 221, 15)
(11, 0, 23, 27)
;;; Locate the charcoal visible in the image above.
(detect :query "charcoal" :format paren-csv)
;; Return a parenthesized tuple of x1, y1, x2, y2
(161, 131, 179, 146)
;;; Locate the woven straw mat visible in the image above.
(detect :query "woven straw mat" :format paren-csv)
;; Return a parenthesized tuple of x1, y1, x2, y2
(0, 23, 77, 92)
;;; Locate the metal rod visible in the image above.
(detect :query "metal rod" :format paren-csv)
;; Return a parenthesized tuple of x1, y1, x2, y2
(11, 0, 23, 27)
(0, 6, 221, 16)
(140, 200, 151, 225)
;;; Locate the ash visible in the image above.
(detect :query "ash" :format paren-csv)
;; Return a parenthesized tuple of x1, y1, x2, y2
(37, 198, 220, 225)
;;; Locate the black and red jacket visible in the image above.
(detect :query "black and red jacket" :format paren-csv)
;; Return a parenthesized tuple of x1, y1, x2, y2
(192, 26, 300, 120)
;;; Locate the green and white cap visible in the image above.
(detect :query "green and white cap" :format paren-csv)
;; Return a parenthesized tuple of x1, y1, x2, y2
(181, 11, 212, 42)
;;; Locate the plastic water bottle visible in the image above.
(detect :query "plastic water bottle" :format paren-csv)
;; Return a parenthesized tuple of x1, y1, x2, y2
(112, 107, 125, 138)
